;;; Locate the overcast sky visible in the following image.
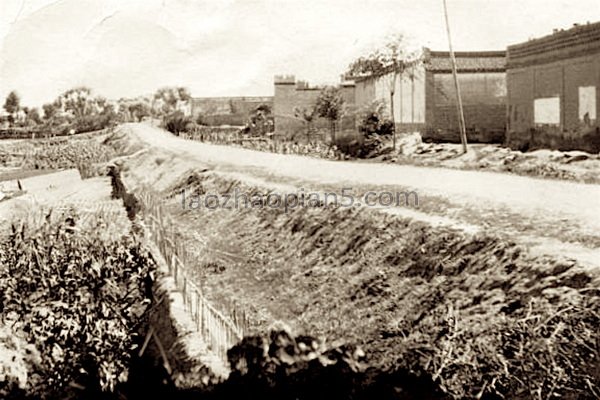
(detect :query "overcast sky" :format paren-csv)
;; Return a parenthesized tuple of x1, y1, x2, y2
(1, 0, 599, 107)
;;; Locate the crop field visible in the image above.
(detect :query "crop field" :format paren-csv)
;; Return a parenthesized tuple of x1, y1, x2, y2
(0, 203, 155, 399)
(0, 131, 116, 172)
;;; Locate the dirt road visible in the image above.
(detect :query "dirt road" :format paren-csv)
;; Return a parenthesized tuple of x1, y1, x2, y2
(126, 123, 600, 268)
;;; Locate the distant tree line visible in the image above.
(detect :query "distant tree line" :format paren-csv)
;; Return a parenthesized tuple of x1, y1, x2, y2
(1, 88, 118, 136)
(0, 86, 198, 137)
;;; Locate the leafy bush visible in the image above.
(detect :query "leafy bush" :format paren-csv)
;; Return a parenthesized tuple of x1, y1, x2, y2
(358, 100, 394, 137)
(334, 130, 391, 159)
(73, 113, 117, 133)
(164, 111, 193, 135)
(207, 329, 446, 399)
(0, 211, 156, 398)
(244, 104, 274, 136)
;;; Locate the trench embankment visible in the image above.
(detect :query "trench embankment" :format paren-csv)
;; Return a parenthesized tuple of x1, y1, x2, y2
(103, 125, 600, 399)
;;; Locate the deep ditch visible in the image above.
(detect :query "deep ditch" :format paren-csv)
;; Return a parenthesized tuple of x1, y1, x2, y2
(97, 128, 600, 399)
(107, 164, 449, 400)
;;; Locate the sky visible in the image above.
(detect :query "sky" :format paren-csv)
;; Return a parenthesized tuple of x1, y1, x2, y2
(1, 0, 599, 107)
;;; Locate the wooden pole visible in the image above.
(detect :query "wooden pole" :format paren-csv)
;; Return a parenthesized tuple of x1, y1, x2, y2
(443, 0, 468, 153)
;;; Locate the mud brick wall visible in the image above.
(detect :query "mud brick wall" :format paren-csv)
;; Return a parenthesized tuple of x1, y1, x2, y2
(506, 22, 600, 152)
(353, 68, 427, 134)
(191, 96, 273, 127)
(273, 76, 355, 138)
(423, 72, 507, 143)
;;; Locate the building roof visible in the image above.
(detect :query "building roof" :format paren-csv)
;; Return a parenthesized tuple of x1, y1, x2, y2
(507, 21, 600, 68)
(425, 50, 506, 73)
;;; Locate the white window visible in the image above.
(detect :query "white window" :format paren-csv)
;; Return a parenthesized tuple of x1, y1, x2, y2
(534, 97, 560, 125)
(578, 86, 596, 122)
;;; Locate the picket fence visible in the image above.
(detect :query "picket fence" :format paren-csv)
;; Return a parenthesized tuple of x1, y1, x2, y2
(137, 189, 248, 363)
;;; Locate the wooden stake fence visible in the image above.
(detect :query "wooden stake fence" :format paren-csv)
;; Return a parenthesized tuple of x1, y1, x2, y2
(137, 188, 248, 363)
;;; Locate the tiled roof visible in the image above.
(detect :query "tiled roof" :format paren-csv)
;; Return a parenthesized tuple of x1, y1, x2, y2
(507, 21, 600, 68)
(426, 50, 506, 73)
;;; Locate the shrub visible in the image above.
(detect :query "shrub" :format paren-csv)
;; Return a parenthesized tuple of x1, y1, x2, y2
(358, 100, 394, 137)
(0, 210, 156, 398)
(334, 130, 389, 159)
(213, 329, 446, 400)
(333, 131, 364, 158)
(163, 111, 192, 135)
(73, 113, 116, 133)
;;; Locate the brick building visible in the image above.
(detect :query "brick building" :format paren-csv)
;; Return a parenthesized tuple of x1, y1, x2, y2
(191, 96, 273, 126)
(506, 22, 600, 152)
(273, 75, 356, 137)
(352, 48, 507, 143)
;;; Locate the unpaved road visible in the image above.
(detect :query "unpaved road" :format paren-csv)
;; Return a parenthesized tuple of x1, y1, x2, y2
(127, 123, 600, 268)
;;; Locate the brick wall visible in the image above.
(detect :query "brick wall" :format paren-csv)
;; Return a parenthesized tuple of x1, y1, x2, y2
(191, 96, 273, 126)
(273, 76, 355, 138)
(353, 68, 426, 133)
(506, 22, 600, 152)
(352, 50, 506, 142)
(424, 72, 507, 143)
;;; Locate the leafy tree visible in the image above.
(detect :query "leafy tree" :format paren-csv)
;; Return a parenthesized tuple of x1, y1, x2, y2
(128, 102, 151, 122)
(294, 105, 318, 144)
(153, 87, 191, 116)
(42, 102, 59, 121)
(246, 104, 273, 136)
(53, 88, 116, 132)
(55, 87, 95, 119)
(346, 33, 420, 149)
(24, 107, 42, 126)
(315, 86, 345, 144)
(3, 91, 20, 124)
